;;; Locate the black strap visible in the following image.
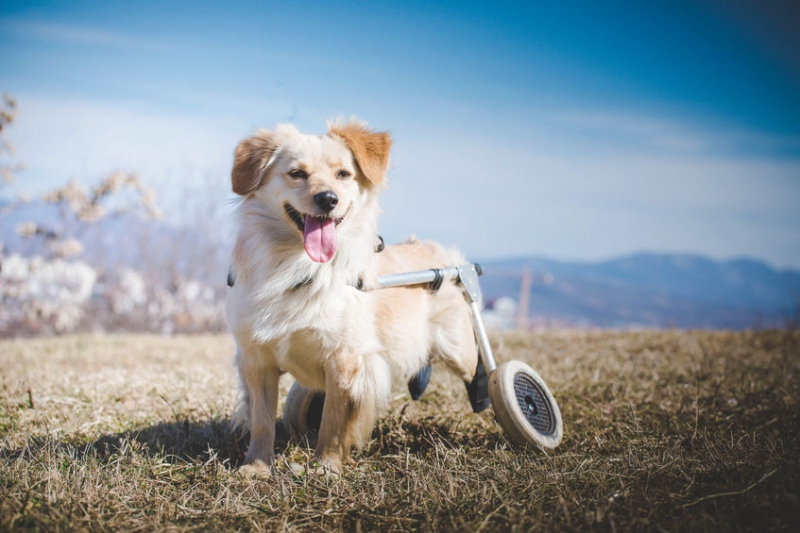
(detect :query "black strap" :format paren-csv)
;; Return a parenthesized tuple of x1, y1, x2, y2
(428, 268, 444, 292)
(292, 277, 314, 290)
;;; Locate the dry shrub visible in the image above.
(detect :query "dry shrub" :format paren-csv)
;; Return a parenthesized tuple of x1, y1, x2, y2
(0, 254, 97, 334)
(1, 96, 228, 337)
(0, 93, 20, 186)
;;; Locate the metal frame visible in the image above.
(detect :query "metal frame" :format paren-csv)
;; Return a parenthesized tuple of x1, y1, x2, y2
(372, 263, 498, 373)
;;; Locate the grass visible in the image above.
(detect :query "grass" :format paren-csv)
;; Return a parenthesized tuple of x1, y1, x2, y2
(1, 330, 798, 531)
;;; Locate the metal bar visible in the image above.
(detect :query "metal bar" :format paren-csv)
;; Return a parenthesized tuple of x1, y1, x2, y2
(376, 267, 461, 289)
(455, 264, 498, 373)
(470, 301, 497, 373)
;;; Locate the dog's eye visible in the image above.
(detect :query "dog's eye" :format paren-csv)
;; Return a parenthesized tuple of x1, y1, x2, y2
(288, 169, 308, 180)
(336, 170, 351, 180)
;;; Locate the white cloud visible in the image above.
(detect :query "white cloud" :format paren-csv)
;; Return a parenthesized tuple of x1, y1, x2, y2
(11, 95, 245, 191)
(1, 18, 169, 51)
(6, 93, 800, 269)
(556, 110, 714, 153)
(554, 109, 800, 156)
(383, 127, 800, 268)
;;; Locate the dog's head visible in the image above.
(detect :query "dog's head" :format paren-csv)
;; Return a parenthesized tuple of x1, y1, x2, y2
(231, 119, 391, 263)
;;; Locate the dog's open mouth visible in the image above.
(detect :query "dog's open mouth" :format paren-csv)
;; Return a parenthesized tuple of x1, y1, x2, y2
(284, 203, 345, 263)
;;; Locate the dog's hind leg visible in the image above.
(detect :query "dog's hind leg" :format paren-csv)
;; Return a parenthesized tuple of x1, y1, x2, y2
(408, 364, 432, 400)
(464, 357, 491, 413)
(237, 347, 280, 474)
(430, 299, 479, 382)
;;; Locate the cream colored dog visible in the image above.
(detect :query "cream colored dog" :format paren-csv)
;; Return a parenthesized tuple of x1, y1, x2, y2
(226, 119, 478, 474)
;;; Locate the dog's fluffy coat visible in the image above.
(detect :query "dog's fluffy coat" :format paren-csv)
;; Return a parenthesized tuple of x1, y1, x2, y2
(226, 119, 478, 473)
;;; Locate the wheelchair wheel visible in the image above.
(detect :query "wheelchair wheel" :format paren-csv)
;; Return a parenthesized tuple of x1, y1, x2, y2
(283, 381, 325, 436)
(489, 360, 563, 449)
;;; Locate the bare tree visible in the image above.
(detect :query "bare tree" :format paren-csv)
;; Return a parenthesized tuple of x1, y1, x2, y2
(0, 93, 20, 187)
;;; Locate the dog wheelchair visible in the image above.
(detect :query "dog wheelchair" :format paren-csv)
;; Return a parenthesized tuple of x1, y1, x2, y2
(283, 263, 563, 450)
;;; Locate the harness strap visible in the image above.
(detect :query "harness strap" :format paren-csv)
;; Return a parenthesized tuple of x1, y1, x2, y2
(428, 268, 444, 292)
(292, 277, 314, 290)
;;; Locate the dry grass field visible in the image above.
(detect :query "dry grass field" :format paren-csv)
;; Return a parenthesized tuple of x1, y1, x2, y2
(1, 330, 798, 532)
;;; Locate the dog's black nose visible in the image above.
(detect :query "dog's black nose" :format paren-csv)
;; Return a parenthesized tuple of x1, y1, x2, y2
(314, 191, 338, 213)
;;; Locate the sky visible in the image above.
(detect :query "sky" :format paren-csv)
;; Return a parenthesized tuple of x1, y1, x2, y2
(1, 0, 799, 268)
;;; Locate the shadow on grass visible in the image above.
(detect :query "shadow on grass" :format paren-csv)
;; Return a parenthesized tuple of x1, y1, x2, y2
(92, 417, 253, 467)
(3, 417, 271, 468)
(3, 410, 494, 468)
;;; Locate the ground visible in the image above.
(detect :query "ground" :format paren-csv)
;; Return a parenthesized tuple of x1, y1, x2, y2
(1, 330, 798, 531)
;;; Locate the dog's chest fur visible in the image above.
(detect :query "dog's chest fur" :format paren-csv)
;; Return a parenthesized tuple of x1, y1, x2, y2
(227, 236, 380, 389)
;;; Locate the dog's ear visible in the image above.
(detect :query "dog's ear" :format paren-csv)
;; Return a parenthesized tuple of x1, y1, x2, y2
(231, 130, 279, 196)
(328, 119, 391, 186)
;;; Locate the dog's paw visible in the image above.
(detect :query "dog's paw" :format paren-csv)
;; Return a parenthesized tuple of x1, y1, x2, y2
(309, 458, 342, 479)
(287, 462, 306, 476)
(238, 459, 272, 478)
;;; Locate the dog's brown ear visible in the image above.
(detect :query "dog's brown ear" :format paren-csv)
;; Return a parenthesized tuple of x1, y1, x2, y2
(231, 130, 279, 196)
(328, 119, 391, 186)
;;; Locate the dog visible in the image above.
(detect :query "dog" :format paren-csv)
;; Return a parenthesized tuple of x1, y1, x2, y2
(225, 118, 480, 474)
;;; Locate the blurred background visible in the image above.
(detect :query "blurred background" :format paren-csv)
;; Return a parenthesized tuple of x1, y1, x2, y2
(1, 0, 799, 335)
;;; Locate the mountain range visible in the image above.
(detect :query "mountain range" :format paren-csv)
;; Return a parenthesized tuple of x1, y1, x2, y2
(477, 253, 800, 329)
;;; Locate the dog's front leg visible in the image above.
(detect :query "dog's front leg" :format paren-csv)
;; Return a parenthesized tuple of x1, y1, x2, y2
(238, 349, 280, 474)
(314, 352, 382, 474)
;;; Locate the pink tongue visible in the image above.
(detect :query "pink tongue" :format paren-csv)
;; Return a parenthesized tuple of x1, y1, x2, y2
(303, 216, 338, 262)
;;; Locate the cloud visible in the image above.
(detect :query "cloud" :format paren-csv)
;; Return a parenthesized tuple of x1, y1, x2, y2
(9, 96, 243, 193)
(556, 110, 716, 153)
(383, 122, 800, 267)
(553, 109, 800, 158)
(6, 92, 800, 269)
(1, 18, 169, 51)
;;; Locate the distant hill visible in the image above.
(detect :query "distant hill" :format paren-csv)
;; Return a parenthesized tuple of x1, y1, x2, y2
(478, 253, 800, 329)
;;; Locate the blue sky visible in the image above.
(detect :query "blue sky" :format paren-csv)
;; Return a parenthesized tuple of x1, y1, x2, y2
(1, 0, 799, 268)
